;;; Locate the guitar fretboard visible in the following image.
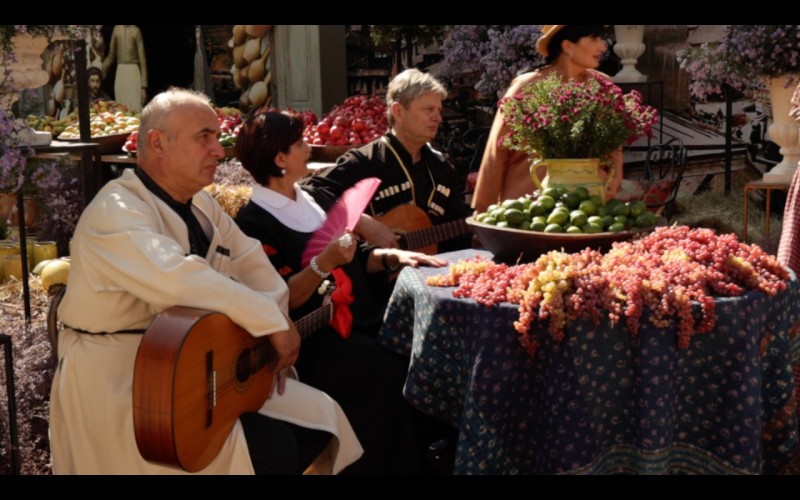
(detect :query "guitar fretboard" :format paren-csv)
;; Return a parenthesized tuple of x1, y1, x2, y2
(400, 219, 470, 251)
(250, 299, 334, 372)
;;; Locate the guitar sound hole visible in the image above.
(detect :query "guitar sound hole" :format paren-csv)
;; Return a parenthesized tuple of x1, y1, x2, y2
(235, 348, 252, 383)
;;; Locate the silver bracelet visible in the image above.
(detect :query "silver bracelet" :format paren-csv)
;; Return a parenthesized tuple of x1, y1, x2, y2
(310, 256, 330, 279)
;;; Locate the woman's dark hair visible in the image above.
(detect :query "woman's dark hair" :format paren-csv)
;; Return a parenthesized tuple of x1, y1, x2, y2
(235, 111, 304, 185)
(545, 25, 607, 64)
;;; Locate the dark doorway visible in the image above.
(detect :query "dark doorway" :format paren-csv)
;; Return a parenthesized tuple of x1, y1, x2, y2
(100, 25, 196, 106)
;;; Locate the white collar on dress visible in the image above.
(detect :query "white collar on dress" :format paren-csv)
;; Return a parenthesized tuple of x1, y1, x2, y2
(250, 183, 325, 233)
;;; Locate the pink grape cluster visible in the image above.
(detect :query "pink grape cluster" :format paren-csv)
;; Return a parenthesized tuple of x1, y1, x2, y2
(427, 226, 790, 356)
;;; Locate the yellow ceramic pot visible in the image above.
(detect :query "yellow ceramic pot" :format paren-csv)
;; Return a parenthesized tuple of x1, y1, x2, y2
(530, 158, 614, 201)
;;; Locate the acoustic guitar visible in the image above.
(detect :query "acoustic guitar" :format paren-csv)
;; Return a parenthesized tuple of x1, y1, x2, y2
(132, 286, 334, 472)
(376, 204, 471, 255)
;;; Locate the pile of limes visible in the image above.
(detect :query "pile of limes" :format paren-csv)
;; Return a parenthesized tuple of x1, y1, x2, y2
(475, 186, 657, 234)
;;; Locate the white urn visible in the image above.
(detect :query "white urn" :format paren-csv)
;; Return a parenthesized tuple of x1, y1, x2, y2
(763, 75, 800, 183)
(612, 25, 647, 83)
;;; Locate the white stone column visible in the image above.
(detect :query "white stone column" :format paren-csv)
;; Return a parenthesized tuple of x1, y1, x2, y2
(272, 25, 346, 118)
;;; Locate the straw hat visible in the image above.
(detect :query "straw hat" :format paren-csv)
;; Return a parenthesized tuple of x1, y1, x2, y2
(536, 25, 565, 57)
(536, 25, 610, 57)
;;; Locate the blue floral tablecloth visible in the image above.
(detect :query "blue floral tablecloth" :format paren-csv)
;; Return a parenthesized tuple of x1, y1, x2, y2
(378, 249, 800, 474)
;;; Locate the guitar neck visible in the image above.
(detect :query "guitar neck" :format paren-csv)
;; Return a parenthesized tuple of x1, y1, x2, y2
(252, 301, 334, 372)
(400, 218, 470, 251)
(295, 301, 335, 338)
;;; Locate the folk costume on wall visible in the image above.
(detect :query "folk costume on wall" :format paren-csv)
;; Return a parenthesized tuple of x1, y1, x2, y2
(102, 25, 148, 112)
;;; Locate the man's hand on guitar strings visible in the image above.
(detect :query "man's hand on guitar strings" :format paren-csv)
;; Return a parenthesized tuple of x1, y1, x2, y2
(355, 214, 400, 249)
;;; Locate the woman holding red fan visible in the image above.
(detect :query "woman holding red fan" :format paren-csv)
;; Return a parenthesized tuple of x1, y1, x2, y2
(234, 111, 447, 474)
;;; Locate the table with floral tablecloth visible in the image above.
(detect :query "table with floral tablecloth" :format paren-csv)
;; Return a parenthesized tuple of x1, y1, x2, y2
(378, 249, 800, 474)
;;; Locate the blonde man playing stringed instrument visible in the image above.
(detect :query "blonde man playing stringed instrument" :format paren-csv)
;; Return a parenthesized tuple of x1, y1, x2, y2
(303, 69, 472, 254)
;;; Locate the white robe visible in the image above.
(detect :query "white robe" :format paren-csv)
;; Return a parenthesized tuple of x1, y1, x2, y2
(49, 169, 362, 474)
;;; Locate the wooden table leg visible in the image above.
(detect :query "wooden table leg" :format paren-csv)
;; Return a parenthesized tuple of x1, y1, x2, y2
(743, 186, 750, 243)
(1, 335, 20, 475)
(765, 188, 772, 238)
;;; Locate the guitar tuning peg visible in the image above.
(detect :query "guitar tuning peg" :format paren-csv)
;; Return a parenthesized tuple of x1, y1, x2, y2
(317, 279, 330, 295)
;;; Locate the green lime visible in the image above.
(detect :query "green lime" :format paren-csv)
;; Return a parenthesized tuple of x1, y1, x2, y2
(530, 202, 546, 216)
(496, 221, 510, 228)
(635, 212, 657, 228)
(544, 223, 564, 233)
(519, 221, 532, 231)
(614, 215, 629, 227)
(487, 204, 500, 214)
(602, 215, 615, 229)
(629, 200, 647, 217)
(491, 208, 506, 221)
(483, 216, 497, 225)
(538, 195, 556, 210)
(532, 215, 548, 226)
(590, 194, 604, 207)
(566, 225, 583, 234)
(504, 208, 525, 226)
(583, 222, 604, 234)
(573, 186, 590, 201)
(552, 206, 570, 215)
(578, 200, 598, 216)
(587, 215, 604, 226)
(541, 187, 561, 199)
(547, 211, 568, 226)
(605, 198, 620, 212)
(502, 199, 525, 211)
(475, 212, 489, 223)
(530, 220, 547, 232)
(612, 203, 631, 217)
(561, 192, 580, 209)
(608, 222, 627, 233)
(570, 210, 588, 227)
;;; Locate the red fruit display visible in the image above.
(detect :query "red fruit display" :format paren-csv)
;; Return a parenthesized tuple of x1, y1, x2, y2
(427, 226, 790, 356)
(303, 95, 388, 146)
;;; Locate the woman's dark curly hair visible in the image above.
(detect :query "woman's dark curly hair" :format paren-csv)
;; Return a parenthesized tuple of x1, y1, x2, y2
(545, 25, 608, 64)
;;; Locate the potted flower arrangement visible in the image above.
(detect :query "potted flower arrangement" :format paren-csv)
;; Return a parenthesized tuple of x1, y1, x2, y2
(499, 72, 659, 199)
(677, 25, 800, 182)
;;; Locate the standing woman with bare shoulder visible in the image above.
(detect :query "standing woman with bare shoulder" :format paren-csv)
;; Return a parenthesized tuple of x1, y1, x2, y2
(471, 25, 622, 213)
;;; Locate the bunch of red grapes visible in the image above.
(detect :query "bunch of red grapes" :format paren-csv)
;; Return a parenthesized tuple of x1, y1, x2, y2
(427, 226, 789, 355)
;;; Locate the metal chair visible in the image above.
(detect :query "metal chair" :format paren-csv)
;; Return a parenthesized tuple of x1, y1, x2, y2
(446, 127, 491, 178)
(639, 138, 688, 221)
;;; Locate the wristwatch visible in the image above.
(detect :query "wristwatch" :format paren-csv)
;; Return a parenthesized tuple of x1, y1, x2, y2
(382, 253, 400, 272)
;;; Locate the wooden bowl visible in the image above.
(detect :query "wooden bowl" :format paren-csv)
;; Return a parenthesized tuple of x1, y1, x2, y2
(467, 216, 645, 263)
(60, 132, 130, 154)
(309, 144, 357, 163)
